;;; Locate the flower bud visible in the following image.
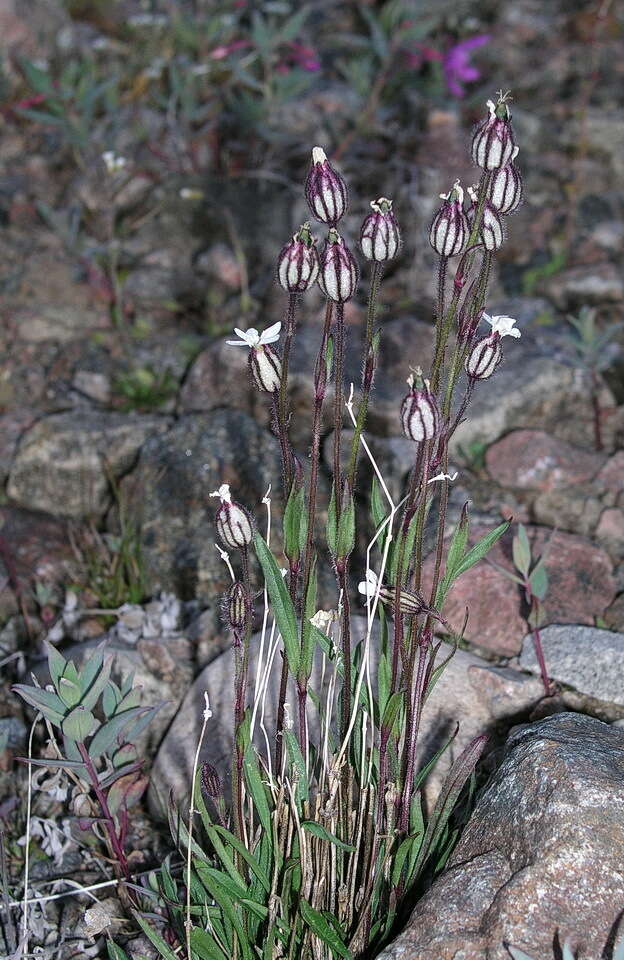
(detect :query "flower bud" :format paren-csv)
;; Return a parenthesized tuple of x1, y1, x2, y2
(429, 181, 469, 258)
(211, 485, 254, 549)
(360, 197, 401, 262)
(488, 149, 522, 213)
(479, 201, 505, 251)
(318, 229, 358, 303)
(471, 95, 516, 171)
(226, 581, 247, 632)
(465, 333, 503, 380)
(201, 762, 222, 799)
(305, 146, 348, 226)
(249, 344, 281, 393)
(277, 222, 319, 292)
(400, 375, 441, 442)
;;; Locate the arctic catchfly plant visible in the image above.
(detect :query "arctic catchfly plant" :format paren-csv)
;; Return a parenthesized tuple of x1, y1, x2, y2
(71, 90, 523, 960)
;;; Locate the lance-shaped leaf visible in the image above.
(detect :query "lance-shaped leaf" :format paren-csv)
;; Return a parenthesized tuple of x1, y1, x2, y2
(512, 523, 531, 577)
(299, 900, 352, 959)
(283, 484, 306, 562)
(12, 684, 66, 727)
(412, 733, 488, 878)
(63, 705, 95, 742)
(253, 531, 299, 674)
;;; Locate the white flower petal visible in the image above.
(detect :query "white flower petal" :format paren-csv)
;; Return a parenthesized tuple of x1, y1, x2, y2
(259, 321, 282, 345)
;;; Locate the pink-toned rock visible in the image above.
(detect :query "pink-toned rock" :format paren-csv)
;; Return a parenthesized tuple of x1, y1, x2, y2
(595, 507, 624, 556)
(486, 429, 604, 492)
(594, 451, 624, 498)
(424, 525, 616, 657)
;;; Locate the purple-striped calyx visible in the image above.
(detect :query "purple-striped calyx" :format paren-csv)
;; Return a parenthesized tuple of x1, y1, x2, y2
(277, 222, 319, 292)
(429, 180, 469, 257)
(465, 313, 520, 380)
(400, 372, 442, 442)
(471, 93, 516, 171)
(210, 484, 254, 549)
(360, 197, 401, 262)
(488, 146, 522, 213)
(226, 322, 282, 393)
(318, 229, 359, 303)
(305, 146, 348, 226)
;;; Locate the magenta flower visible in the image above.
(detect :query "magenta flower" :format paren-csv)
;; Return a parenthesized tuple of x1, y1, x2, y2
(443, 35, 490, 98)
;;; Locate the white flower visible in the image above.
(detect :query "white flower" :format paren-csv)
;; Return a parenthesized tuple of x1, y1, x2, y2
(210, 483, 232, 503)
(428, 471, 458, 484)
(310, 609, 337, 634)
(484, 313, 521, 339)
(226, 322, 281, 348)
(101, 151, 127, 174)
(358, 569, 379, 600)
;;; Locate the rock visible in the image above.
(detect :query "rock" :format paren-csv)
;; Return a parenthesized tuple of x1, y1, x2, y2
(485, 429, 604, 492)
(532, 486, 602, 537)
(0, 505, 76, 622)
(149, 617, 544, 817)
(519, 624, 624, 710)
(594, 451, 624, 499)
(450, 299, 620, 455)
(0, 408, 38, 483)
(8, 411, 170, 518)
(0, 715, 27, 749)
(423, 525, 616, 657)
(544, 262, 624, 309)
(380, 713, 624, 960)
(129, 410, 284, 603)
(595, 507, 624, 557)
(604, 593, 624, 632)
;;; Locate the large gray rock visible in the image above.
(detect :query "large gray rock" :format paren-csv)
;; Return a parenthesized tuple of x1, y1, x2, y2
(7, 411, 169, 518)
(519, 623, 624, 710)
(379, 713, 624, 960)
(129, 410, 284, 603)
(148, 617, 543, 817)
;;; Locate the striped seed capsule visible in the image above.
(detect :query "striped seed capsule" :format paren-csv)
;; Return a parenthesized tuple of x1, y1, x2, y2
(360, 197, 401, 262)
(211, 485, 254, 549)
(471, 95, 516, 171)
(488, 149, 522, 214)
(429, 181, 469, 258)
(305, 146, 348, 226)
(249, 343, 281, 393)
(465, 333, 503, 380)
(318, 229, 359, 303)
(277, 222, 319, 292)
(400, 375, 441, 442)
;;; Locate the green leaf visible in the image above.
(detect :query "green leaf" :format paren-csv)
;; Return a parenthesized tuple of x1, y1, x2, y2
(58, 676, 82, 709)
(45, 642, 66, 689)
(243, 746, 272, 839)
(194, 865, 253, 960)
(413, 734, 488, 879)
(212, 825, 271, 893)
(300, 557, 317, 681)
(283, 485, 306, 561)
(12, 684, 66, 726)
(301, 821, 355, 852)
(254, 532, 300, 674)
(336, 489, 355, 560)
(284, 729, 309, 806)
(453, 520, 510, 579)
(370, 476, 387, 530)
(512, 524, 531, 577)
(80, 657, 113, 712)
(62, 705, 95, 742)
(299, 901, 352, 959)
(88, 706, 150, 758)
(107, 943, 132, 960)
(381, 691, 403, 735)
(191, 927, 229, 960)
(132, 912, 179, 960)
(529, 559, 548, 601)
